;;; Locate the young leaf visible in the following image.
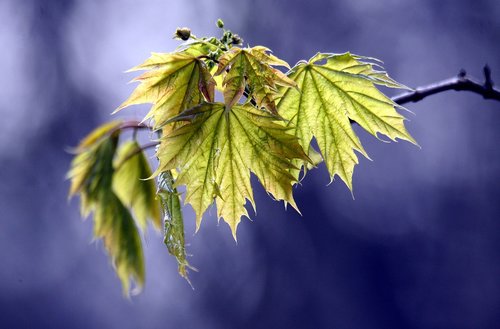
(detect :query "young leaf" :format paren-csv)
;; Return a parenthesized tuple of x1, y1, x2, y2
(156, 103, 309, 239)
(73, 120, 122, 152)
(176, 38, 219, 57)
(113, 141, 161, 230)
(215, 46, 296, 114)
(68, 132, 119, 215)
(115, 52, 215, 130)
(157, 171, 195, 282)
(94, 192, 145, 296)
(68, 125, 145, 295)
(278, 52, 416, 190)
(67, 121, 122, 199)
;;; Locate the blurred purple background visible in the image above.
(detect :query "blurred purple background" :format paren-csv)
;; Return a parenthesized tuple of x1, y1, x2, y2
(1, 0, 499, 328)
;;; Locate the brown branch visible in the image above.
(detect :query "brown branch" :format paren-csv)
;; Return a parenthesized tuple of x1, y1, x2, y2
(104, 120, 153, 137)
(392, 65, 500, 105)
(117, 120, 153, 131)
(115, 67, 500, 140)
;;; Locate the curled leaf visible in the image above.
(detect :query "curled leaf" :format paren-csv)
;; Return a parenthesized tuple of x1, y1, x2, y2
(113, 141, 161, 230)
(158, 171, 196, 283)
(215, 47, 296, 114)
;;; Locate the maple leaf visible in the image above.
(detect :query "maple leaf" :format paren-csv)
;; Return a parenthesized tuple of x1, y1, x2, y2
(67, 126, 120, 216)
(113, 140, 161, 231)
(215, 46, 296, 114)
(67, 121, 122, 206)
(176, 38, 220, 57)
(157, 171, 196, 282)
(278, 52, 417, 190)
(156, 103, 309, 239)
(94, 191, 145, 296)
(114, 52, 215, 130)
(67, 123, 145, 295)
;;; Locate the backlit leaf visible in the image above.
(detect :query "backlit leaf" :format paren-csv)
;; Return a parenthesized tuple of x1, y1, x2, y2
(67, 121, 122, 199)
(215, 46, 296, 114)
(94, 192, 144, 296)
(68, 126, 144, 295)
(114, 52, 215, 130)
(156, 103, 309, 239)
(278, 52, 416, 190)
(113, 141, 161, 230)
(176, 38, 219, 57)
(157, 171, 195, 282)
(68, 131, 118, 215)
(73, 120, 122, 152)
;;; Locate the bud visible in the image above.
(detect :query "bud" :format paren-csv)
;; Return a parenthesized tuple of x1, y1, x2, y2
(216, 19, 224, 29)
(174, 27, 191, 41)
(207, 37, 218, 45)
(221, 31, 232, 44)
(231, 34, 243, 45)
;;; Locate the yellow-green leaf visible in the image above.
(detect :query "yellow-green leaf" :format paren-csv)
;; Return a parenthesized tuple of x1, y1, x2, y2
(67, 126, 144, 295)
(73, 120, 122, 152)
(157, 171, 195, 282)
(215, 46, 296, 114)
(114, 52, 215, 130)
(67, 121, 122, 199)
(176, 38, 219, 57)
(113, 141, 161, 230)
(210, 65, 225, 92)
(94, 192, 145, 296)
(156, 103, 309, 239)
(67, 132, 118, 214)
(278, 52, 416, 190)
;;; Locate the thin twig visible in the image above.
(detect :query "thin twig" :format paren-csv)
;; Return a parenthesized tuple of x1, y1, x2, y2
(116, 67, 500, 148)
(392, 66, 500, 105)
(118, 120, 153, 131)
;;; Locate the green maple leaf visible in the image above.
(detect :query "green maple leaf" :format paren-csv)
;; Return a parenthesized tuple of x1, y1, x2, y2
(156, 103, 309, 239)
(278, 52, 417, 190)
(67, 121, 122, 212)
(67, 123, 145, 295)
(215, 46, 296, 114)
(157, 171, 196, 283)
(94, 191, 145, 296)
(67, 126, 120, 216)
(114, 52, 215, 130)
(113, 140, 161, 231)
(176, 38, 220, 57)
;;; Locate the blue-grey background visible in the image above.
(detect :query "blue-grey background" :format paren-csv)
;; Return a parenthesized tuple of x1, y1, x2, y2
(1, 0, 499, 328)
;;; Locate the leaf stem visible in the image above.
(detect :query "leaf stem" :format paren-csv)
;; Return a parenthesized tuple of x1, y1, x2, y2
(118, 121, 153, 131)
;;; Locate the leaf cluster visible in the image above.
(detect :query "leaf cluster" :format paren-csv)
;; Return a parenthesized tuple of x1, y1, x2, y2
(68, 20, 415, 294)
(68, 121, 161, 295)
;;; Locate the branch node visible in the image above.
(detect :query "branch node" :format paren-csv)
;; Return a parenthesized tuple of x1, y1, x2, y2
(483, 64, 493, 89)
(412, 89, 424, 102)
(392, 66, 500, 105)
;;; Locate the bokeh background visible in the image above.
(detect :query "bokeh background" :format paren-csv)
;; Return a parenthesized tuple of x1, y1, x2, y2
(1, 0, 499, 328)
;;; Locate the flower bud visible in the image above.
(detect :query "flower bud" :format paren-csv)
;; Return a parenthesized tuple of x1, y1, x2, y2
(216, 19, 224, 29)
(174, 27, 191, 41)
(231, 34, 243, 45)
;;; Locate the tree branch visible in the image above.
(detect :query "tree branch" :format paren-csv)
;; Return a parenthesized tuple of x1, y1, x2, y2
(392, 65, 500, 105)
(115, 67, 500, 135)
(118, 120, 153, 131)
